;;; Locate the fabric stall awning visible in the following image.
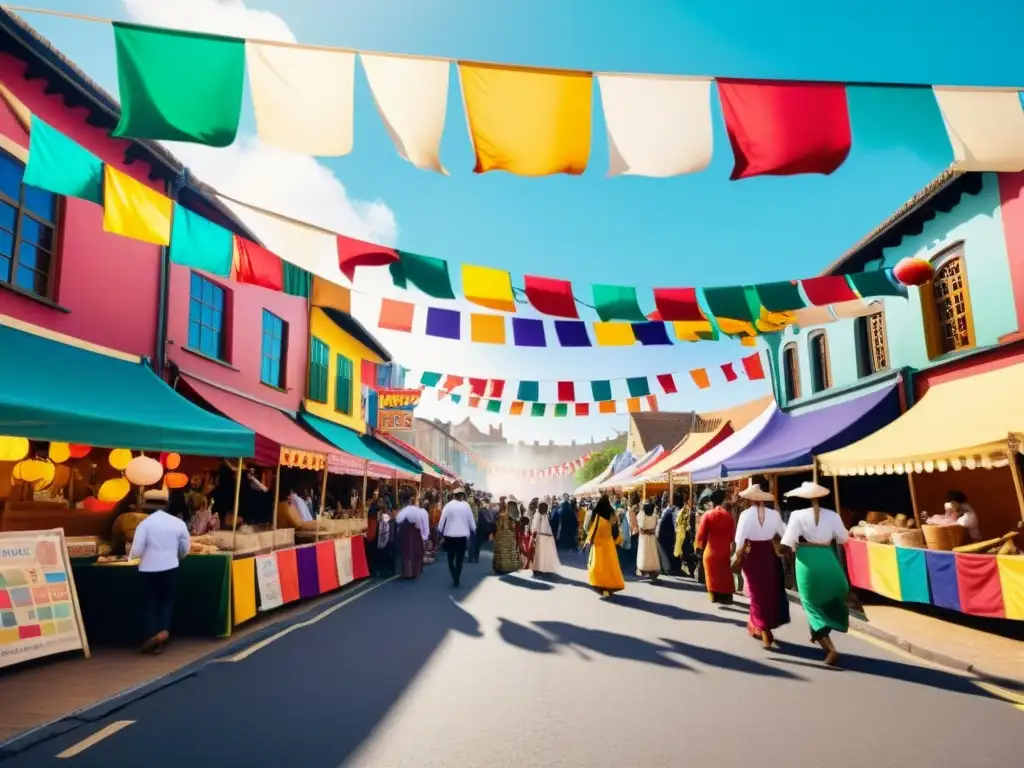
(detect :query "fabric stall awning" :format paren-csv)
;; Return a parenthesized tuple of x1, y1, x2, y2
(373, 430, 450, 478)
(0, 319, 253, 456)
(178, 375, 352, 471)
(673, 404, 778, 483)
(819, 362, 1024, 475)
(573, 463, 614, 496)
(599, 446, 664, 490)
(714, 382, 901, 479)
(299, 412, 419, 479)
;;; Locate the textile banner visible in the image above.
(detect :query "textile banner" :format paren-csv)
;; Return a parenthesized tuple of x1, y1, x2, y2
(316, 541, 341, 593)
(335, 537, 354, 586)
(231, 557, 257, 627)
(0, 530, 88, 670)
(254, 553, 284, 612)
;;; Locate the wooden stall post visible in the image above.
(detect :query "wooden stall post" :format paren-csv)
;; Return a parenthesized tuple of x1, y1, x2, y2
(1006, 437, 1024, 524)
(812, 459, 819, 484)
(906, 471, 921, 528)
(230, 459, 244, 551)
(667, 474, 674, 501)
(361, 460, 369, 510)
(832, 473, 842, 521)
(271, 463, 282, 533)
(769, 474, 780, 510)
(315, 461, 328, 543)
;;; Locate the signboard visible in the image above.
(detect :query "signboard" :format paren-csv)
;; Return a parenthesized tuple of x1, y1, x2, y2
(376, 388, 421, 432)
(378, 410, 414, 431)
(254, 554, 283, 612)
(0, 530, 89, 669)
(280, 448, 327, 471)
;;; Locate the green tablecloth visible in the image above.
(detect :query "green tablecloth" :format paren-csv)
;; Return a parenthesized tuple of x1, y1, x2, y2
(71, 554, 231, 644)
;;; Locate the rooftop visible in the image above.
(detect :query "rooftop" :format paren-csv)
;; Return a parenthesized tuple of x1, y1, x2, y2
(629, 411, 698, 454)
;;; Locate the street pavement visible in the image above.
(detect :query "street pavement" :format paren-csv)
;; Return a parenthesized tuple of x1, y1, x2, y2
(3, 547, 1020, 767)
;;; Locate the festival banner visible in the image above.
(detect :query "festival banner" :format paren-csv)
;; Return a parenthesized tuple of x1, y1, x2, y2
(376, 387, 422, 432)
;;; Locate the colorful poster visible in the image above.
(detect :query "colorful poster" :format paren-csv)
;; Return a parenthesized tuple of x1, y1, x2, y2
(377, 388, 421, 410)
(0, 530, 89, 669)
(254, 553, 283, 612)
(334, 537, 354, 586)
(377, 410, 414, 431)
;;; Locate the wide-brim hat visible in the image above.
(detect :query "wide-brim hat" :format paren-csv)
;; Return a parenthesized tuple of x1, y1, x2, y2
(452, 486, 466, 496)
(739, 482, 774, 502)
(784, 481, 830, 500)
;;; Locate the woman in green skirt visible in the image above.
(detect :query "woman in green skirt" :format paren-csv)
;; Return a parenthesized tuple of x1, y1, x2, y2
(780, 482, 850, 666)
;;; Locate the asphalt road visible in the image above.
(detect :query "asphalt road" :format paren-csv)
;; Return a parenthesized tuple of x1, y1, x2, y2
(4, 547, 1020, 767)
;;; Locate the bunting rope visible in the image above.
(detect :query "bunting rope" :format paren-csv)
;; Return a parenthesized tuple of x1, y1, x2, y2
(7, 6, 1023, 182)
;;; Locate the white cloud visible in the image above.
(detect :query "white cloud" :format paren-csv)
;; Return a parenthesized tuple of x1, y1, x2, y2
(120, 0, 398, 245)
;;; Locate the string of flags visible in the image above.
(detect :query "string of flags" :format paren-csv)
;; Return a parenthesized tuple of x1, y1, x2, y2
(484, 452, 593, 479)
(35, 9, 1024, 179)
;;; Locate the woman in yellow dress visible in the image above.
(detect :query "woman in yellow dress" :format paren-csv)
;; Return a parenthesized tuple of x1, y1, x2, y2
(586, 494, 625, 597)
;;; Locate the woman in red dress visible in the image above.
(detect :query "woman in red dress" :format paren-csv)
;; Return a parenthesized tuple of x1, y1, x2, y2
(695, 488, 737, 604)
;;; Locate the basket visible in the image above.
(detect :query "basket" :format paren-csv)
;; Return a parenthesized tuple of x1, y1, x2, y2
(891, 529, 925, 549)
(922, 523, 966, 551)
(864, 525, 896, 544)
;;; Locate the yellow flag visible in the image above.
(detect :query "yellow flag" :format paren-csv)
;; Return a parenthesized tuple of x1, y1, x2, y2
(459, 62, 592, 176)
(470, 313, 507, 344)
(593, 321, 635, 347)
(102, 165, 173, 246)
(462, 264, 516, 312)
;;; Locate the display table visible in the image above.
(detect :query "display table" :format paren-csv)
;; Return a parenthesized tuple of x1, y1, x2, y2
(71, 554, 231, 643)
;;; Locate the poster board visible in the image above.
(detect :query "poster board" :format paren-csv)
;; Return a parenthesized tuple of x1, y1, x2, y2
(254, 553, 283, 611)
(0, 529, 90, 669)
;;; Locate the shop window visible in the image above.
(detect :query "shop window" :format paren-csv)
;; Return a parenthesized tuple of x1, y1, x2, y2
(925, 246, 975, 356)
(0, 150, 59, 300)
(187, 273, 226, 360)
(808, 330, 832, 393)
(782, 343, 801, 401)
(855, 311, 889, 377)
(335, 353, 353, 416)
(260, 309, 287, 389)
(308, 336, 329, 403)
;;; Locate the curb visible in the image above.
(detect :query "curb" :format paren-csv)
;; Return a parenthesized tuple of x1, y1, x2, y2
(0, 577, 382, 762)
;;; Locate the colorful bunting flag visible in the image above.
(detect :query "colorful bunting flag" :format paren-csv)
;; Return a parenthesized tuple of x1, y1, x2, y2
(170, 205, 233, 276)
(462, 263, 517, 312)
(524, 275, 578, 318)
(599, 401, 617, 414)
(283, 262, 312, 298)
(486, 399, 502, 413)
(232, 237, 284, 291)
(102, 165, 173, 246)
(425, 307, 460, 339)
(111, 23, 244, 146)
(575, 403, 590, 417)
(554, 403, 569, 418)
(653, 287, 706, 322)
(469, 396, 481, 409)
(420, 372, 442, 387)
(531, 402, 547, 417)
(511, 317, 547, 347)
(469, 378, 487, 397)
(702, 285, 758, 325)
(592, 284, 647, 322)
(626, 377, 651, 397)
(593, 322, 636, 347)
(847, 269, 907, 300)
(591, 380, 613, 402)
(24, 116, 103, 203)
(689, 368, 711, 389)
(753, 281, 806, 312)
(846, 85, 951, 165)
(509, 402, 525, 416)
(517, 381, 540, 402)
(558, 381, 576, 402)
(632, 322, 672, 346)
(337, 236, 399, 281)
(378, 298, 415, 332)
(657, 374, 678, 394)
(390, 251, 456, 299)
(741, 352, 766, 380)
(801, 275, 858, 306)
(441, 375, 464, 391)
(469, 313, 506, 344)
(717, 79, 852, 179)
(627, 397, 642, 413)
(459, 62, 592, 177)
(721, 362, 738, 382)
(554, 320, 592, 347)
(645, 395, 659, 411)
(933, 87, 1024, 172)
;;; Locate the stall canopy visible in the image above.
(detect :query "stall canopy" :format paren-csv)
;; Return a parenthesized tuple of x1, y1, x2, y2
(673, 403, 778, 482)
(711, 382, 900, 480)
(375, 431, 453, 478)
(179, 375, 348, 470)
(0, 321, 253, 456)
(573, 462, 615, 497)
(299, 412, 420, 479)
(631, 396, 773, 485)
(819, 362, 1024, 475)
(599, 446, 664, 490)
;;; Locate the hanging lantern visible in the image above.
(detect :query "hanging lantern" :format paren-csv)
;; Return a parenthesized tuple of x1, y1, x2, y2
(83, 496, 117, 513)
(0, 436, 30, 462)
(165, 453, 181, 470)
(11, 459, 56, 491)
(69, 444, 92, 459)
(125, 455, 164, 487)
(97, 477, 131, 503)
(48, 442, 71, 463)
(893, 257, 934, 287)
(164, 472, 189, 490)
(108, 449, 132, 471)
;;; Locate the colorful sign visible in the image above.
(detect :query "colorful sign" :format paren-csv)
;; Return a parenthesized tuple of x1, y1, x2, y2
(377, 389, 421, 410)
(0, 530, 89, 669)
(280, 448, 327, 471)
(378, 410, 414, 431)
(254, 554, 283, 612)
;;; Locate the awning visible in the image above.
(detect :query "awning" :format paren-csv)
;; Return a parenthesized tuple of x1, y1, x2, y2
(819, 362, 1024, 475)
(0, 320, 252, 456)
(573, 463, 614, 496)
(673, 404, 778, 483)
(373, 431, 451, 478)
(299, 412, 420, 479)
(599, 446, 664, 490)
(179, 375, 350, 471)
(714, 382, 900, 479)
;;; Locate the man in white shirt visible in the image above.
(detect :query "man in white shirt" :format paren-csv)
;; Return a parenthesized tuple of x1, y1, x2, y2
(437, 487, 476, 587)
(129, 492, 190, 654)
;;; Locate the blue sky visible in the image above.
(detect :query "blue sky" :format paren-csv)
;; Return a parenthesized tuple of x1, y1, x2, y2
(12, 0, 1024, 445)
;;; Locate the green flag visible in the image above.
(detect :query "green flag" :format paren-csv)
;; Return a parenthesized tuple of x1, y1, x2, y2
(592, 284, 647, 322)
(530, 403, 546, 417)
(24, 117, 103, 203)
(282, 262, 312, 298)
(389, 251, 456, 299)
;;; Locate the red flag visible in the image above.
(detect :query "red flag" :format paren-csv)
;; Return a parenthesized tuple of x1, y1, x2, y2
(653, 287, 706, 322)
(233, 236, 283, 291)
(378, 298, 414, 332)
(361, 360, 378, 389)
(721, 362, 738, 382)
(468, 378, 487, 397)
(717, 79, 851, 180)
(801, 275, 858, 306)
(486, 380, 506, 398)
(557, 381, 576, 402)
(524, 275, 578, 318)
(656, 373, 678, 394)
(575, 403, 590, 417)
(741, 352, 766, 380)
(336, 234, 398, 281)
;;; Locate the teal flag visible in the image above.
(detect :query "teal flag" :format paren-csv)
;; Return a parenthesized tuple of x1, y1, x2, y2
(389, 251, 456, 299)
(592, 284, 647, 322)
(486, 399, 502, 414)
(282, 262, 312, 298)
(23, 117, 104, 203)
(591, 380, 612, 402)
(420, 372, 443, 387)
(517, 381, 540, 402)
(848, 269, 908, 300)
(626, 377, 651, 397)
(170, 205, 233, 276)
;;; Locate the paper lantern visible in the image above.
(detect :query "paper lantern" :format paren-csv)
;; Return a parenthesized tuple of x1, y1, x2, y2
(893, 257, 934, 287)
(69, 444, 92, 459)
(48, 442, 71, 463)
(108, 449, 132, 471)
(97, 477, 131, 503)
(159, 452, 181, 470)
(11, 459, 56, 491)
(0, 436, 29, 462)
(125, 455, 163, 487)
(164, 471, 189, 490)
(83, 496, 117, 513)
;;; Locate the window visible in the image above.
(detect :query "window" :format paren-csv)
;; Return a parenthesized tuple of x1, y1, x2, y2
(187, 272, 226, 360)
(809, 331, 832, 393)
(308, 336, 329, 403)
(334, 353, 353, 415)
(782, 343, 801, 401)
(855, 311, 889, 377)
(930, 250, 974, 355)
(0, 150, 59, 300)
(260, 310, 287, 389)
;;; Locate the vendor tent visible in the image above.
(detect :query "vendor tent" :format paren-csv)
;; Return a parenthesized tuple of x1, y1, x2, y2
(573, 462, 615, 496)
(599, 445, 664, 490)
(819, 362, 1024, 475)
(673, 403, 777, 482)
(299, 411, 420, 479)
(0, 320, 252, 456)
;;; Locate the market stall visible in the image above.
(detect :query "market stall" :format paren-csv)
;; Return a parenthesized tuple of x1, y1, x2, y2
(598, 446, 664, 492)
(573, 464, 615, 497)
(818, 361, 1024, 621)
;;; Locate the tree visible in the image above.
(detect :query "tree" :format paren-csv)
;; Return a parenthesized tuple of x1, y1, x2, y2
(574, 441, 625, 486)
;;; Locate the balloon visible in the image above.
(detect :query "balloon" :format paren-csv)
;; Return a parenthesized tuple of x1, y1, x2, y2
(108, 449, 132, 471)
(164, 472, 189, 490)
(69, 444, 92, 459)
(97, 477, 131, 503)
(165, 453, 181, 471)
(893, 257, 934, 287)
(48, 442, 71, 463)
(11, 459, 56, 491)
(83, 496, 117, 513)
(125, 455, 163, 487)
(0, 436, 29, 462)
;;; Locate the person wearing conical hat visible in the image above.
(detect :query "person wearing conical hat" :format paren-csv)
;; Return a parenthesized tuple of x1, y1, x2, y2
(733, 480, 789, 649)
(779, 481, 850, 666)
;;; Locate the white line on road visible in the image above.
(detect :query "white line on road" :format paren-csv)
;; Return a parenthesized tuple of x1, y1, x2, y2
(55, 720, 135, 759)
(223, 576, 399, 663)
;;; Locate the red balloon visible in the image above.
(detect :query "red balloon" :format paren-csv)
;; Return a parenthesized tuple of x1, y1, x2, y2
(893, 257, 934, 287)
(68, 444, 92, 459)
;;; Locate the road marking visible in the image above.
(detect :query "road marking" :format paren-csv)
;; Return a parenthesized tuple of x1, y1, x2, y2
(55, 720, 134, 759)
(224, 576, 398, 663)
(974, 681, 1024, 707)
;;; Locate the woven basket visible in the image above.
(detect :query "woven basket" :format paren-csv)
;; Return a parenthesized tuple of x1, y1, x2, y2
(922, 523, 966, 551)
(891, 529, 925, 549)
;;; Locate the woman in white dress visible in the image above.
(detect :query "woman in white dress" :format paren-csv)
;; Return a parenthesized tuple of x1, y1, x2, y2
(529, 502, 561, 574)
(732, 481, 789, 648)
(635, 501, 669, 580)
